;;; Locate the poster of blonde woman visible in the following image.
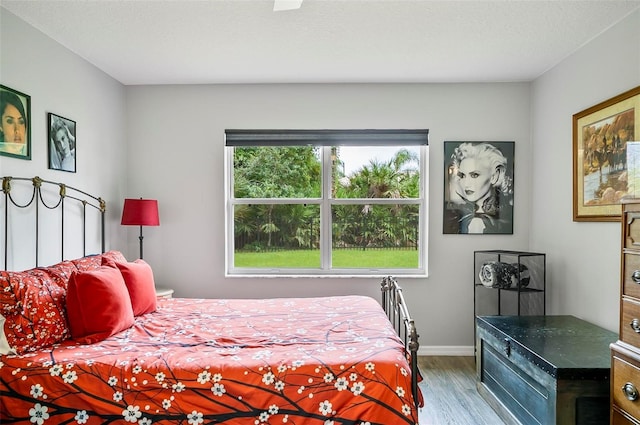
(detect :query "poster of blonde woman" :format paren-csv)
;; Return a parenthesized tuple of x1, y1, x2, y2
(0, 85, 31, 160)
(48, 113, 76, 173)
(443, 141, 515, 234)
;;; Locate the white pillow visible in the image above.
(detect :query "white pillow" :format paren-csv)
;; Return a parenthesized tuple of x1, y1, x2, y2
(0, 314, 16, 355)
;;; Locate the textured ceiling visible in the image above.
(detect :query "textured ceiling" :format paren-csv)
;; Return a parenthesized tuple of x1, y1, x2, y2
(2, 0, 639, 85)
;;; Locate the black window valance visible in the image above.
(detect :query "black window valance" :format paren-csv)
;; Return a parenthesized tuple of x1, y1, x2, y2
(225, 129, 429, 147)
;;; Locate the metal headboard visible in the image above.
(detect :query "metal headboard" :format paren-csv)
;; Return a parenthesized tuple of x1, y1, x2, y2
(381, 275, 420, 410)
(1, 176, 106, 269)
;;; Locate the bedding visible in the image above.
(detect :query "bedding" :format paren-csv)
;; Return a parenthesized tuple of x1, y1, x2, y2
(1, 294, 419, 424)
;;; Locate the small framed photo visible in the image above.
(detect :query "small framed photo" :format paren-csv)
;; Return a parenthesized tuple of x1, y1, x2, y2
(443, 141, 515, 234)
(573, 86, 640, 221)
(0, 84, 31, 160)
(48, 113, 76, 173)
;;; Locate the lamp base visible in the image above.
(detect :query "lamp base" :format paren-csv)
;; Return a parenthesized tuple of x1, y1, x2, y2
(138, 225, 144, 259)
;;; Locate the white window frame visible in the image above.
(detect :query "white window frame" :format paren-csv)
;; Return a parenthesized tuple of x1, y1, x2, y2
(224, 130, 429, 277)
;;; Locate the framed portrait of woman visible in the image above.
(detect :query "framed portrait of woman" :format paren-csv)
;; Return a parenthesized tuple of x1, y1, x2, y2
(443, 141, 515, 234)
(48, 113, 76, 173)
(0, 84, 31, 160)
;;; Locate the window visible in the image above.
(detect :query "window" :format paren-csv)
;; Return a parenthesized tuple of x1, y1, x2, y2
(225, 129, 429, 276)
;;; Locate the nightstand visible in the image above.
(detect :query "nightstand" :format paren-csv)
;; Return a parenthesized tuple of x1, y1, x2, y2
(155, 288, 174, 299)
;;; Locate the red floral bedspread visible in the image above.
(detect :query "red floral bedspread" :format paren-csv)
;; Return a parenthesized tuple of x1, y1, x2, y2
(1, 295, 419, 424)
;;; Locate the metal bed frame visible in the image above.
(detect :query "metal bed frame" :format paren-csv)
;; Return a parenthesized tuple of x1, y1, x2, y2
(1, 176, 422, 410)
(1, 176, 106, 269)
(381, 275, 421, 410)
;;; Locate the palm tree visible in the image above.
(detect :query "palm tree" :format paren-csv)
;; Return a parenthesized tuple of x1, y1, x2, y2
(335, 148, 420, 248)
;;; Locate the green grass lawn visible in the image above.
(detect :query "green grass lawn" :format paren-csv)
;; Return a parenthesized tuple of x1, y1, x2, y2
(235, 249, 418, 268)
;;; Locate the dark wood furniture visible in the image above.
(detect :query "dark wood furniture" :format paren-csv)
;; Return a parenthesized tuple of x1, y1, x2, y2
(611, 200, 640, 423)
(476, 315, 616, 425)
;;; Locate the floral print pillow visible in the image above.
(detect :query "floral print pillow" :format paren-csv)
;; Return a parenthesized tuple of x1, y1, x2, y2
(71, 250, 127, 271)
(1, 268, 69, 354)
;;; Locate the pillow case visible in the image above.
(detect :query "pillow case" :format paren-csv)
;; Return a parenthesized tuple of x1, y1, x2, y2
(101, 250, 128, 264)
(102, 258, 157, 316)
(66, 266, 134, 344)
(0, 269, 39, 316)
(71, 250, 127, 272)
(1, 267, 71, 354)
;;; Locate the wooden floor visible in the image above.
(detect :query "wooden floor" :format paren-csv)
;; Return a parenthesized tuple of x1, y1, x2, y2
(417, 356, 505, 425)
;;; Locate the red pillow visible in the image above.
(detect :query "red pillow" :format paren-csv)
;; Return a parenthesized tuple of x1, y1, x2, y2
(102, 258, 157, 316)
(66, 266, 134, 344)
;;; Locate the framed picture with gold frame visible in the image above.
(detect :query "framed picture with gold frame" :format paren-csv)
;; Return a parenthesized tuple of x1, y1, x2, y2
(573, 86, 640, 221)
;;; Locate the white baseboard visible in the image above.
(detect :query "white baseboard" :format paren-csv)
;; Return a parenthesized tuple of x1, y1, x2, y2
(417, 345, 475, 356)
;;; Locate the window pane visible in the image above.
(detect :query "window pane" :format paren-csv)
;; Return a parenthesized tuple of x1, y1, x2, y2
(233, 146, 321, 198)
(332, 204, 419, 268)
(234, 204, 320, 268)
(333, 146, 420, 199)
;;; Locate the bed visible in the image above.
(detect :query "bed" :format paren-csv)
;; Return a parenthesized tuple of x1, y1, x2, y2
(0, 176, 422, 424)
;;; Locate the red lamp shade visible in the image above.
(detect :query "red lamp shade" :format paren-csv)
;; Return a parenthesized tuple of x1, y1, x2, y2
(121, 199, 159, 260)
(121, 199, 160, 226)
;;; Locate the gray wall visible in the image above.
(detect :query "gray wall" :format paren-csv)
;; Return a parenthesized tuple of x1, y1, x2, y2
(530, 9, 640, 332)
(2, 7, 639, 354)
(0, 10, 128, 269)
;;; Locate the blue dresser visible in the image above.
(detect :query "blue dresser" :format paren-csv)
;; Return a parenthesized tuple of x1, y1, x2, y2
(476, 315, 617, 425)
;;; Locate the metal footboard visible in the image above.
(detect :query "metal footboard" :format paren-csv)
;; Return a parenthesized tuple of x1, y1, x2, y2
(381, 275, 420, 410)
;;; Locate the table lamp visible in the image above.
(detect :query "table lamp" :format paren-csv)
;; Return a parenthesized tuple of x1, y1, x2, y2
(121, 198, 159, 259)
